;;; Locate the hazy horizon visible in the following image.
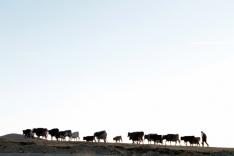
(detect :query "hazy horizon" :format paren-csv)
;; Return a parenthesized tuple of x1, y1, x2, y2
(1, 0, 234, 147)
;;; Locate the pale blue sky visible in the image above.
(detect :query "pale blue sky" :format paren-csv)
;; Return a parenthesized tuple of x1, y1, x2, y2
(1, 0, 234, 147)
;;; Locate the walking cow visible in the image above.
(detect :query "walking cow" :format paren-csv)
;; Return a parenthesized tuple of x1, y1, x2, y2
(71, 131, 80, 141)
(162, 134, 180, 145)
(144, 134, 163, 145)
(48, 128, 59, 141)
(181, 136, 200, 146)
(128, 131, 144, 144)
(23, 129, 33, 139)
(58, 130, 72, 141)
(32, 128, 48, 139)
(94, 130, 107, 143)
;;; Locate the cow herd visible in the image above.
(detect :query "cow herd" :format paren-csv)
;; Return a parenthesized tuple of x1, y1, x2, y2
(23, 128, 79, 141)
(23, 128, 205, 147)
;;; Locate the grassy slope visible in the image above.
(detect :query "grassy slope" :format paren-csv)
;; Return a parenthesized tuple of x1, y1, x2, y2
(0, 138, 234, 155)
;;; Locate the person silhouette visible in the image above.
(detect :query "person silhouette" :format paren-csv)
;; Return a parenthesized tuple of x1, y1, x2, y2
(201, 131, 209, 147)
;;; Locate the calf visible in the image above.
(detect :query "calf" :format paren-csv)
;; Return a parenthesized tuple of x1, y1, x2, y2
(113, 136, 122, 143)
(83, 136, 95, 142)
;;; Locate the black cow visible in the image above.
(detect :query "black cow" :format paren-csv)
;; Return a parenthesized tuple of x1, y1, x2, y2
(181, 136, 194, 146)
(181, 136, 200, 146)
(58, 130, 72, 141)
(128, 131, 144, 144)
(83, 136, 95, 142)
(190, 137, 200, 146)
(94, 130, 107, 143)
(32, 128, 48, 139)
(162, 134, 180, 145)
(113, 136, 122, 143)
(144, 134, 162, 145)
(144, 134, 153, 144)
(23, 129, 33, 139)
(48, 128, 59, 141)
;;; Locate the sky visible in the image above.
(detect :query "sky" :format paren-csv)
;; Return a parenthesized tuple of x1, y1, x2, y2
(0, 0, 234, 147)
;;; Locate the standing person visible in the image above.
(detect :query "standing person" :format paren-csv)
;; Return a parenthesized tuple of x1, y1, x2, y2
(201, 131, 209, 147)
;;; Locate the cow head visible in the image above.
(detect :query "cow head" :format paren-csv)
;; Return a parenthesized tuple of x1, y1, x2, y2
(127, 132, 131, 137)
(32, 128, 36, 133)
(180, 136, 185, 141)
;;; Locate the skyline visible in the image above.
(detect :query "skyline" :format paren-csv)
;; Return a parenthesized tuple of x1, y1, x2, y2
(1, 0, 234, 147)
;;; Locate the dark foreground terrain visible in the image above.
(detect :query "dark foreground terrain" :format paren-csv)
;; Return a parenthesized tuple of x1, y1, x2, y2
(0, 134, 234, 156)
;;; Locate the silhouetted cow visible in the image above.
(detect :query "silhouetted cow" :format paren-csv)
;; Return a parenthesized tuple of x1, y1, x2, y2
(144, 134, 153, 144)
(181, 136, 200, 146)
(71, 131, 79, 141)
(128, 131, 144, 144)
(94, 130, 107, 143)
(181, 136, 194, 146)
(32, 128, 48, 139)
(23, 129, 33, 139)
(162, 134, 180, 145)
(83, 136, 95, 142)
(113, 136, 122, 143)
(190, 137, 200, 146)
(48, 128, 59, 141)
(58, 130, 72, 141)
(144, 134, 162, 145)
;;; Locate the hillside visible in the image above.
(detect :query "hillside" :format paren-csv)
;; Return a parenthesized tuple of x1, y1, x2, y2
(0, 135, 234, 156)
